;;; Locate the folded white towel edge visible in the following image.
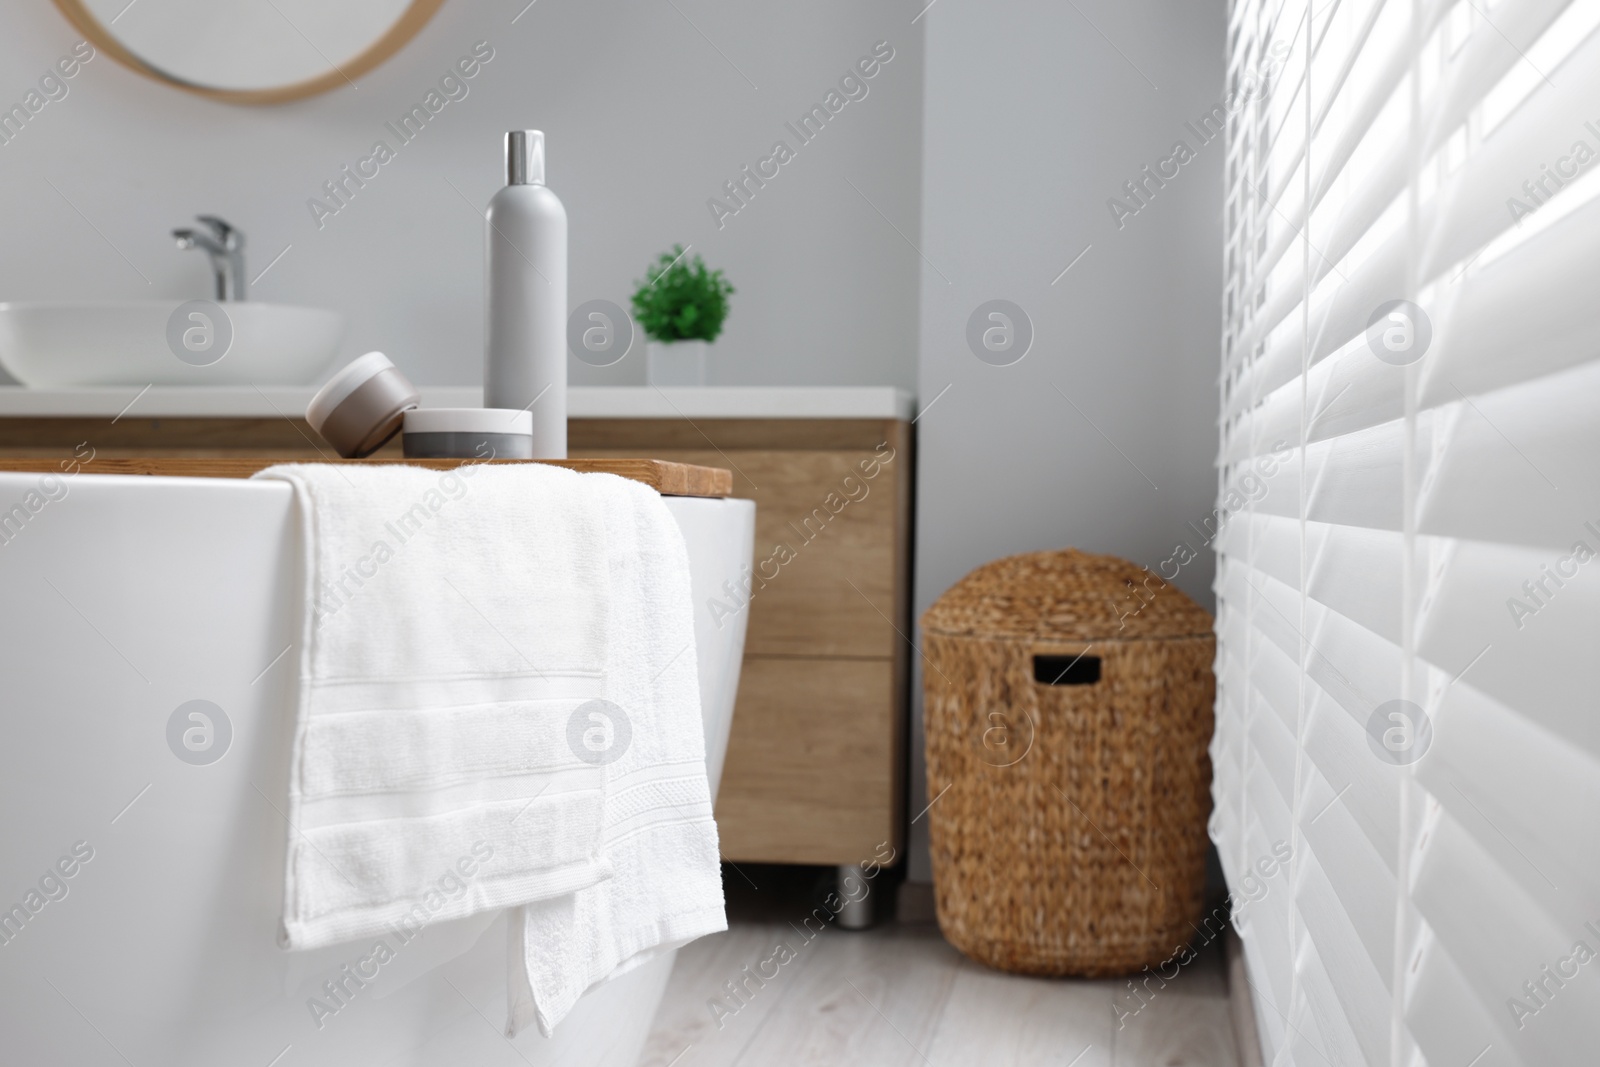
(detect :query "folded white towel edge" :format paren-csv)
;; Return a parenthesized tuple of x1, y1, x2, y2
(279, 856, 615, 952)
(264, 469, 324, 940)
(504, 903, 730, 1038)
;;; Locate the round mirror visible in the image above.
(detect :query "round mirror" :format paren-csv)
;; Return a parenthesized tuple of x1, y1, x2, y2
(53, 0, 446, 104)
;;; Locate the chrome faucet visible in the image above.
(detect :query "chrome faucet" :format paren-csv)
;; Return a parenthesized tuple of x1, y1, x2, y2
(172, 216, 246, 301)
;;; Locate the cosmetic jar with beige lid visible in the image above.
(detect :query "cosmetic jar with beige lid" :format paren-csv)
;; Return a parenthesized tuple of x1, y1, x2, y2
(306, 352, 422, 458)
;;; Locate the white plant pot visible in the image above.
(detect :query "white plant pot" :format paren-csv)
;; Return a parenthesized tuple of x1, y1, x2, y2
(646, 339, 708, 386)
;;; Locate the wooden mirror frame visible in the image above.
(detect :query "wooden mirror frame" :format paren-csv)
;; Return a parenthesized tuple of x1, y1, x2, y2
(51, 0, 447, 105)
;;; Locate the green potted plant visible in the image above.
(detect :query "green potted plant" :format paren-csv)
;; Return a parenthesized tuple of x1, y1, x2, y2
(630, 245, 734, 386)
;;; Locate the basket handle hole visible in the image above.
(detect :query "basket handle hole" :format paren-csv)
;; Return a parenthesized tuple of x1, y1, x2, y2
(1033, 654, 1101, 685)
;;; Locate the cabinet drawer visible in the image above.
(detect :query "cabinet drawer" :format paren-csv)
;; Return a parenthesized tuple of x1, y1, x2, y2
(715, 656, 902, 865)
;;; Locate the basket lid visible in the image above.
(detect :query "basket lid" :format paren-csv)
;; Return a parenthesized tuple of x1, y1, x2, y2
(921, 548, 1213, 641)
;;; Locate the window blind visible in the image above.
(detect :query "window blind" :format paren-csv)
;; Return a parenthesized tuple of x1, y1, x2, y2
(1214, 1, 1600, 1064)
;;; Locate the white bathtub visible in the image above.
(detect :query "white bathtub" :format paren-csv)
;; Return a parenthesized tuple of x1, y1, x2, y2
(0, 471, 753, 1066)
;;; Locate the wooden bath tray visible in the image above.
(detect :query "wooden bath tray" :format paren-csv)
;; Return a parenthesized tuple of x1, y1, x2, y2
(0, 456, 733, 498)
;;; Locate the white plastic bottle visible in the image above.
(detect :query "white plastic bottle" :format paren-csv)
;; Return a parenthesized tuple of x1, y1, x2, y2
(484, 129, 567, 458)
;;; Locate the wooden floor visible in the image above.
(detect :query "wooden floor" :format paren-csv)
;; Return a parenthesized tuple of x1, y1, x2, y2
(640, 870, 1240, 1067)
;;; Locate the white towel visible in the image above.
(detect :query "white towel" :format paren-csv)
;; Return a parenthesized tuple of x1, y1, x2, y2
(258, 461, 725, 1035)
(260, 461, 622, 950)
(506, 475, 727, 1037)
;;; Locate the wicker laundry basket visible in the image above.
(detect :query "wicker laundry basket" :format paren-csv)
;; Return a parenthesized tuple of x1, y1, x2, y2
(921, 548, 1215, 976)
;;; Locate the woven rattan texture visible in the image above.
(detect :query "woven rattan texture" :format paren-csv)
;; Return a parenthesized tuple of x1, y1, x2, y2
(921, 547, 1213, 642)
(922, 549, 1216, 975)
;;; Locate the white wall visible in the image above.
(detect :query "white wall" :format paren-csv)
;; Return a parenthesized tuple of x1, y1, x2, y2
(909, 0, 1226, 879)
(0, 0, 922, 388)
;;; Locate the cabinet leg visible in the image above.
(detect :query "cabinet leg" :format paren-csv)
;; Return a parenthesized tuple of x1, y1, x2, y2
(835, 864, 873, 930)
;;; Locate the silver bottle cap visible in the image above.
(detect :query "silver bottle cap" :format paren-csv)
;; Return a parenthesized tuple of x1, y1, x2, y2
(506, 130, 545, 186)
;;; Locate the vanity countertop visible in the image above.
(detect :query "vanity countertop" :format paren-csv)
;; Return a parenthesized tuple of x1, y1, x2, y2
(0, 386, 916, 421)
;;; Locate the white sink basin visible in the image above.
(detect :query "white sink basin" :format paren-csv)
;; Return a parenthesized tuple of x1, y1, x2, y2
(0, 300, 344, 387)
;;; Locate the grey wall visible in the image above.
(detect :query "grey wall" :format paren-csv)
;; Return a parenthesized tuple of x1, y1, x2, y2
(0, 0, 922, 388)
(908, 0, 1226, 879)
